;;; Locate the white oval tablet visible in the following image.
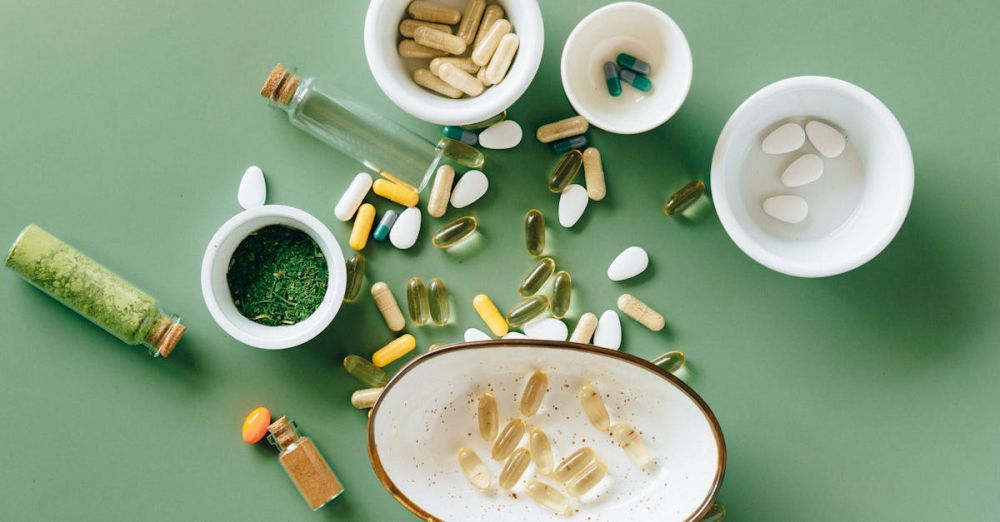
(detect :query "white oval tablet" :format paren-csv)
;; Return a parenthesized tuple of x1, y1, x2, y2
(558, 184, 588, 228)
(607, 246, 649, 281)
(503, 331, 527, 339)
(478, 120, 522, 149)
(238, 166, 266, 209)
(805, 120, 846, 158)
(761, 122, 805, 154)
(464, 327, 492, 342)
(780, 154, 824, 187)
(593, 310, 622, 350)
(389, 207, 422, 249)
(523, 318, 568, 341)
(763, 195, 809, 224)
(450, 170, 488, 208)
(334, 173, 373, 221)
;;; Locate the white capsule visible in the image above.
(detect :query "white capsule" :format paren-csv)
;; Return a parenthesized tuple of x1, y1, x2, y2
(558, 184, 588, 228)
(478, 120, 522, 150)
(334, 173, 374, 221)
(763, 195, 809, 224)
(761, 122, 805, 154)
(607, 246, 649, 281)
(464, 327, 492, 342)
(593, 310, 622, 350)
(238, 166, 266, 209)
(389, 207, 422, 249)
(780, 154, 824, 187)
(523, 318, 568, 341)
(805, 120, 846, 158)
(450, 170, 488, 208)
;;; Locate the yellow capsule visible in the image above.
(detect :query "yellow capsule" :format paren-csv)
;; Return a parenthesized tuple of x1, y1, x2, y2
(414, 25, 467, 55)
(506, 294, 550, 327)
(438, 63, 484, 97)
(525, 480, 571, 515)
(455, 0, 485, 45)
(471, 19, 512, 66)
(399, 19, 452, 38)
(524, 209, 545, 256)
(398, 39, 448, 59)
(371, 282, 406, 332)
(414, 68, 462, 99)
(478, 392, 499, 442)
(491, 418, 526, 460)
(408, 0, 461, 24)
(484, 33, 519, 84)
(578, 385, 610, 431)
(432, 215, 477, 248)
(429, 56, 479, 77)
(582, 147, 606, 201)
(473, 4, 504, 48)
(537, 115, 589, 143)
(552, 446, 596, 483)
(456, 447, 492, 491)
(565, 460, 607, 497)
(651, 350, 686, 373)
(611, 422, 650, 466)
(519, 370, 548, 417)
(570, 312, 598, 344)
(548, 149, 583, 193)
(428, 278, 450, 325)
(241, 406, 271, 444)
(702, 503, 728, 522)
(551, 270, 572, 319)
(427, 164, 455, 218)
(498, 447, 531, 490)
(663, 180, 707, 216)
(473, 294, 509, 336)
(406, 277, 429, 325)
(617, 294, 665, 331)
(528, 428, 554, 475)
(350, 387, 383, 409)
(373, 178, 419, 207)
(350, 203, 376, 251)
(372, 334, 416, 367)
(518, 257, 556, 297)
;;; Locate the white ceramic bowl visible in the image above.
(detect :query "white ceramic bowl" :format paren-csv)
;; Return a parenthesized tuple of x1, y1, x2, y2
(200, 205, 347, 349)
(364, 0, 544, 126)
(368, 341, 725, 521)
(711, 76, 914, 278)
(561, 2, 693, 134)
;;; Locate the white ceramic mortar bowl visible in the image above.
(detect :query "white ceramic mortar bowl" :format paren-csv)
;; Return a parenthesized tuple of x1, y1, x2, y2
(200, 205, 347, 349)
(711, 76, 914, 278)
(364, 0, 544, 126)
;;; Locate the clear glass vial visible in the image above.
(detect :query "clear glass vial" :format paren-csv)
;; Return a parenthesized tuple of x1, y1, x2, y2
(267, 416, 344, 510)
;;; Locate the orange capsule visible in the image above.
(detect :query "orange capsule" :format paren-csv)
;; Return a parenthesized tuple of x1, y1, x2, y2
(242, 407, 271, 444)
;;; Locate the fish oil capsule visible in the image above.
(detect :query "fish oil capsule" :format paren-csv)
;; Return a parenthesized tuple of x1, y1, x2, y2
(371, 282, 406, 332)
(570, 312, 598, 343)
(350, 387, 383, 409)
(456, 0, 485, 45)
(548, 149, 584, 193)
(432, 215, 478, 248)
(373, 210, 398, 242)
(343, 354, 389, 387)
(473, 294, 508, 336)
(525, 480, 571, 514)
(443, 126, 478, 146)
(552, 135, 588, 154)
(518, 257, 556, 297)
(406, 277, 430, 325)
(620, 69, 652, 92)
(399, 19, 452, 38)
(429, 57, 479, 76)
(438, 63, 484, 97)
(373, 178, 419, 207)
(578, 385, 610, 431)
(427, 165, 455, 218)
(456, 447, 492, 491)
(552, 446, 596, 482)
(414, 68, 463, 99)
(344, 253, 366, 303)
(350, 203, 376, 251)
(524, 209, 545, 256)
(582, 147, 606, 200)
(519, 370, 548, 416)
(617, 52, 651, 75)
(478, 392, 499, 441)
(652, 350, 686, 373)
(565, 460, 608, 497)
(407, 0, 461, 24)
(472, 19, 512, 66)
(398, 39, 448, 59)
(551, 271, 572, 319)
(372, 333, 417, 367)
(484, 33, 519, 84)
(474, 4, 504, 48)
(603, 62, 622, 96)
(506, 295, 550, 327)
(461, 110, 507, 130)
(528, 428, 554, 475)
(611, 422, 650, 466)
(491, 418, 526, 461)
(414, 26, 467, 55)
(537, 115, 589, 143)
(428, 278, 450, 325)
(702, 504, 727, 521)
(440, 137, 485, 168)
(617, 293, 665, 331)
(663, 180, 706, 216)
(498, 447, 531, 490)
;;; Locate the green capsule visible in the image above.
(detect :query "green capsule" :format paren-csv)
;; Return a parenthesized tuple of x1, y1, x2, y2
(460, 110, 507, 130)
(620, 69, 653, 92)
(651, 350, 686, 373)
(507, 295, 551, 327)
(406, 276, 429, 325)
(552, 135, 588, 154)
(518, 257, 556, 297)
(438, 137, 485, 169)
(443, 126, 478, 145)
(524, 209, 545, 257)
(616, 52, 651, 75)
(343, 253, 366, 303)
(343, 354, 388, 387)
(551, 271, 572, 319)
(547, 149, 583, 193)
(432, 215, 478, 248)
(663, 180, 706, 216)
(429, 277, 450, 326)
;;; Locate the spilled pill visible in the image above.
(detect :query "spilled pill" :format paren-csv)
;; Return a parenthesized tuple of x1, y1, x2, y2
(593, 310, 622, 350)
(450, 170, 488, 208)
(351, 387, 383, 409)
(558, 184, 588, 228)
(762, 122, 805, 154)
(344, 253, 366, 303)
(343, 354, 388, 387)
(372, 334, 416, 367)
(763, 195, 809, 223)
(548, 149, 583, 193)
(537, 115, 589, 143)
(524, 209, 545, 256)
(518, 257, 556, 297)
(507, 295, 550, 327)
(371, 282, 406, 332)
(443, 126, 478, 146)
(238, 166, 266, 209)
(652, 350, 686, 373)
(432, 215, 477, 248)
(389, 207, 422, 249)
(781, 154, 824, 187)
(478, 120, 522, 149)
(334, 172, 373, 221)
(373, 178, 419, 207)
(570, 312, 598, 344)
(427, 165, 455, 218)
(464, 327, 492, 342)
(428, 278, 450, 325)
(550, 270, 572, 319)
(350, 203, 376, 251)
(552, 135, 588, 154)
(523, 318, 568, 341)
(406, 277, 429, 325)
(373, 209, 397, 242)
(473, 293, 508, 336)
(242, 407, 271, 444)
(608, 246, 649, 281)
(618, 293, 665, 331)
(582, 147, 606, 200)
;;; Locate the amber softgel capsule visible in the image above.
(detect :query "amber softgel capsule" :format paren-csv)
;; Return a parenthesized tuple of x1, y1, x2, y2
(491, 418, 526, 460)
(478, 392, 499, 441)
(578, 385, 611, 431)
(456, 447, 492, 491)
(498, 447, 531, 490)
(519, 370, 548, 416)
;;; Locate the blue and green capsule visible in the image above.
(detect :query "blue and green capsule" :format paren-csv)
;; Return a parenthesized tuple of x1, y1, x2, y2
(552, 135, 588, 154)
(620, 69, 653, 92)
(617, 52, 651, 75)
(443, 126, 478, 146)
(373, 209, 397, 242)
(603, 62, 621, 97)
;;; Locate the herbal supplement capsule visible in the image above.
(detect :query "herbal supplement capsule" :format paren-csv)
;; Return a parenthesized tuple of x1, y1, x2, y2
(414, 68, 463, 99)
(371, 282, 406, 332)
(537, 115, 589, 143)
(351, 387, 383, 409)
(663, 180, 706, 216)
(472, 19, 512, 66)
(432, 215, 478, 248)
(350, 203, 376, 251)
(343, 354, 389, 387)
(652, 350, 686, 373)
(438, 62, 485, 97)
(611, 422, 650, 466)
(552, 446, 596, 482)
(473, 294, 509, 336)
(604, 61, 622, 96)
(242, 407, 271, 444)
(498, 447, 531, 490)
(476, 67, 492, 87)
(524, 209, 545, 256)
(551, 271, 572, 319)
(525, 480, 571, 514)
(565, 460, 608, 497)
(570, 312, 598, 343)
(344, 253, 366, 303)
(620, 69, 653, 92)
(428, 278, 450, 325)
(617, 293, 665, 331)
(519, 370, 548, 416)
(406, 277, 430, 325)
(506, 295, 550, 327)
(491, 418, 526, 460)
(578, 385, 611, 431)
(443, 125, 478, 146)
(528, 428, 555, 475)
(582, 147, 606, 200)
(414, 26, 467, 55)
(408, 0, 461, 24)
(399, 19, 452, 38)
(548, 149, 584, 193)
(474, 4, 504, 48)
(373, 178, 419, 207)
(702, 503, 728, 522)
(456, 447, 492, 491)
(461, 110, 507, 130)
(478, 392, 499, 441)
(430, 56, 479, 77)
(372, 334, 417, 367)
(456, 0, 486, 45)
(398, 39, 448, 59)
(552, 135, 588, 154)
(484, 33, 519, 84)
(427, 164, 455, 218)
(617, 52, 651, 75)
(518, 257, 556, 297)
(373, 210, 398, 242)
(335, 172, 373, 221)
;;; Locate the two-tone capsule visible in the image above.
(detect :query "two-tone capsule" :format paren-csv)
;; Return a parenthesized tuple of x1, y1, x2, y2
(551, 271, 572, 319)
(443, 125, 478, 146)
(498, 447, 531, 490)
(507, 294, 550, 327)
(372, 334, 416, 367)
(548, 149, 584, 193)
(491, 418, 526, 460)
(620, 69, 652, 92)
(528, 427, 554, 475)
(344, 253, 366, 303)
(457, 447, 492, 491)
(373, 210, 397, 242)
(617, 52, 651, 74)
(478, 392, 499, 441)
(428, 278, 450, 325)
(519, 370, 548, 416)
(343, 354, 388, 387)
(604, 62, 621, 96)
(552, 446, 596, 482)
(611, 422, 650, 466)
(552, 135, 588, 154)
(524, 209, 545, 256)
(578, 385, 611, 431)
(432, 215, 478, 248)
(406, 277, 429, 325)
(518, 257, 556, 297)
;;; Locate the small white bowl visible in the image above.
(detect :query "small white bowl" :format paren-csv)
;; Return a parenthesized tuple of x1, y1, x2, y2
(364, 0, 544, 126)
(711, 76, 914, 278)
(200, 205, 347, 349)
(561, 2, 693, 134)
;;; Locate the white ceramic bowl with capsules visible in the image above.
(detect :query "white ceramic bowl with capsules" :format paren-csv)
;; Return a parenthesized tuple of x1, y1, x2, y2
(364, 0, 544, 126)
(367, 341, 726, 521)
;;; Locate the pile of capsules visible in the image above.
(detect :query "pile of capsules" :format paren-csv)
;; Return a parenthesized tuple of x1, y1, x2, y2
(603, 52, 654, 96)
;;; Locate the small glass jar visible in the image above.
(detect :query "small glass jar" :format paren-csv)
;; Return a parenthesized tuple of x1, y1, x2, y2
(267, 416, 344, 510)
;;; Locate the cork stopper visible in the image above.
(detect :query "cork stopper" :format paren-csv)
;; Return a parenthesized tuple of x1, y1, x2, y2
(268, 416, 299, 448)
(260, 64, 300, 106)
(145, 315, 185, 358)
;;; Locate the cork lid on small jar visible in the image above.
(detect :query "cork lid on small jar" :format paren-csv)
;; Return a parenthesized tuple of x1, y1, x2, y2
(260, 64, 300, 106)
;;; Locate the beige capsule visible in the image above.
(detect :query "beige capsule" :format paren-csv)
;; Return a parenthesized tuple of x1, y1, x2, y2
(537, 115, 589, 143)
(427, 164, 455, 217)
(398, 39, 447, 59)
(476, 67, 492, 86)
(350, 387, 383, 409)
(471, 19, 512, 66)
(430, 56, 479, 76)
(474, 4, 504, 48)
(519, 369, 548, 416)
(528, 427, 554, 475)
(565, 460, 608, 497)
(399, 19, 452, 38)
(413, 68, 463, 99)
(570, 312, 598, 344)
(438, 63, 484, 97)
(525, 480, 571, 514)
(371, 282, 406, 332)
(456, 447, 492, 491)
(498, 447, 531, 490)
(578, 385, 610, 431)
(456, 0, 486, 45)
(617, 294, 665, 331)
(491, 417, 526, 460)
(552, 446, 596, 482)
(611, 422, 650, 466)
(484, 33, 519, 84)
(407, 0, 461, 24)
(582, 147, 606, 200)
(414, 26, 467, 55)
(478, 392, 499, 442)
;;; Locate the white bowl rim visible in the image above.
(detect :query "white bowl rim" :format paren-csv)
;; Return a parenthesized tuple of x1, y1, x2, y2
(366, 339, 727, 521)
(710, 75, 915, 278)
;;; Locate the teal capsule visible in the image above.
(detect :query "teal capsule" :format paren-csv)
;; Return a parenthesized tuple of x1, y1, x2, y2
(552, 135, 588, 154)
(344, 253, 366, 303)
(373, 209, 397, 242)
(343, 354, 388, 387)
(620, 69, 652, 92)
(443, 126, 479, 146)
(616, 52, 651, 75)
(507, 295, 551, 327)
(603, 62, 621, 97)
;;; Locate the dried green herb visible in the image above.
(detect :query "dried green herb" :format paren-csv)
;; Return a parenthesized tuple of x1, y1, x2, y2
(227, 225, 328, 326)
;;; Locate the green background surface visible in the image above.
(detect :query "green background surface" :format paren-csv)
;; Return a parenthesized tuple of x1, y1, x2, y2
(1, 0, 998, 520)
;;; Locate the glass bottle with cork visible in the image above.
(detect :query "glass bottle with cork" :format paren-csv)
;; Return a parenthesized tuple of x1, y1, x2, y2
(267, 416, 344, 510)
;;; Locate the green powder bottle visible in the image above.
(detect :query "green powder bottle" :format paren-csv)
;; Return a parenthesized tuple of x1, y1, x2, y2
(5, 224, 185, 357)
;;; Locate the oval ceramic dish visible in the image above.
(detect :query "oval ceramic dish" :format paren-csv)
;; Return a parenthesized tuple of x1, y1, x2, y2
(367, 341, 725, 521)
